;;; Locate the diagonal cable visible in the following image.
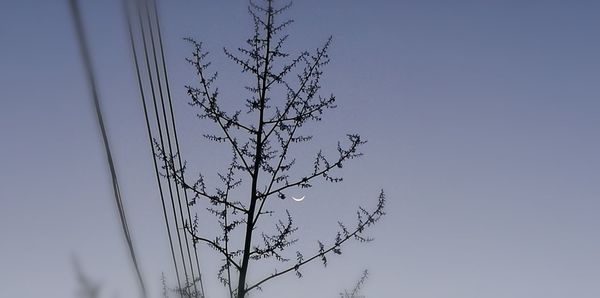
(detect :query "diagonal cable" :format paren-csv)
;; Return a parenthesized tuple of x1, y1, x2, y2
(121, 0, 186, 292)
(69, 0, 147, 297)
(148, 0, 206, 295)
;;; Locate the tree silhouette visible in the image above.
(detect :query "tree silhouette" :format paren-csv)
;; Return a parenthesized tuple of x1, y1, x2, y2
(156, 1, 386, 297)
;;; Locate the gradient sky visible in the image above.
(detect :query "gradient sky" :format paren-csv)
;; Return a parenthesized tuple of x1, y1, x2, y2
(2, 1, 600, 297)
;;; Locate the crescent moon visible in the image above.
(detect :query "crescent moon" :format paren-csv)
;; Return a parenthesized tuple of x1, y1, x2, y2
(292, 196, 305, 202)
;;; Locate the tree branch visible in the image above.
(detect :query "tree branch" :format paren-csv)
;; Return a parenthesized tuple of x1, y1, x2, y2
(246, 191, 386, 293)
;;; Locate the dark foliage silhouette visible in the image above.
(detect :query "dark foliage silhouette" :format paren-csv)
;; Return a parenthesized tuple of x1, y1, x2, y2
(70, 0, 385, 296)
(154, 1, 387, 297)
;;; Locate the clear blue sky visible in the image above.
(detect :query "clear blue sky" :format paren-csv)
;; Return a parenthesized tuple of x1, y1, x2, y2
(1, 1, 600, 297)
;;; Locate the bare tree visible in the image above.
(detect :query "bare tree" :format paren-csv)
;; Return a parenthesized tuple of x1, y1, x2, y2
(157, 1, 386, 297)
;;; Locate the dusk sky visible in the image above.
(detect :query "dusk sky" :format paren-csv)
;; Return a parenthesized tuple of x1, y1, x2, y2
(1, 1, 600, 297)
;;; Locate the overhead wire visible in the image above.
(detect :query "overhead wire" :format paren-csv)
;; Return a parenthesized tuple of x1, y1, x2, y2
(149, 0, 206, 295)
(133, 0, 194, 291)
(69, 0, 148, 297)
(69, 0, 204, 295)
(121, 0, 185, 292)
(139, 2, 199, 293)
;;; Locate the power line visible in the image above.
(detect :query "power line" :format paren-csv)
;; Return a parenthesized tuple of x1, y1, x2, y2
(70, 0, 203, 295)
(69, 1, 147, 297)
(121, 0, 185, 292)
(140, 2, 197, 292)
(149, 0, 206, 294)
(135, 0, 192, 290)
